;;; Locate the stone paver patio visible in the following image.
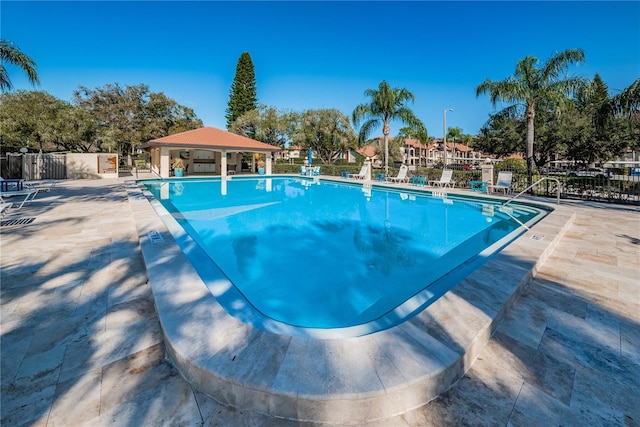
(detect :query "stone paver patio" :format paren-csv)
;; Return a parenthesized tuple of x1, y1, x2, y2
(1, 178, 638, 426)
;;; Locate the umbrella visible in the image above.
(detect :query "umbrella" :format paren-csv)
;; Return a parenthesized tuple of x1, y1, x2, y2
(308, 148, 313, 165)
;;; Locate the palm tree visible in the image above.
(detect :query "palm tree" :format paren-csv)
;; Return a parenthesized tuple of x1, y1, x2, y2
(611, 77, 640, 147)
(476, 48, 586, 187)
(352, 80, 426, 175)
(0, 39, 39, 92)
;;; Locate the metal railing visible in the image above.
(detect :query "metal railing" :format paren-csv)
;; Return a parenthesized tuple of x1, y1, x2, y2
(504, 177, 561, 206)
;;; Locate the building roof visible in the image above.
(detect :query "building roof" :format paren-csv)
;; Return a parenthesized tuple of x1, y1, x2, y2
(448, 142, 472, 152)
(142, 126, 282, 152)
(357, 145, 377, 158)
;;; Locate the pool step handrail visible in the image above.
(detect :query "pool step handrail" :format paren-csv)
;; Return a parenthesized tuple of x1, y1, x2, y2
(503, 177, 561, 206)
(498, 205, 530, 231)
(151, 168, 163, 180)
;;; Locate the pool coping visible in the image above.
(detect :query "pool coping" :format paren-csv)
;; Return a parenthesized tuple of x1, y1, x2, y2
(125, 177, 575, 424)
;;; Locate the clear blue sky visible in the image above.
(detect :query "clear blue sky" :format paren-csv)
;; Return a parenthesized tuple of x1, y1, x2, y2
(3, 1, 639, 137)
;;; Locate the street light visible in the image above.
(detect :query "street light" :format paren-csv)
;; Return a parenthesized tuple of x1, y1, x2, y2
(443, 108, 453, 167)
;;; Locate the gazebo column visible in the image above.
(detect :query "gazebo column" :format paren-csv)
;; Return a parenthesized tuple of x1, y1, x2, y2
(266, 154, 272, 175)
(220, 150, 228, 178)
(160, 147, 170, 178)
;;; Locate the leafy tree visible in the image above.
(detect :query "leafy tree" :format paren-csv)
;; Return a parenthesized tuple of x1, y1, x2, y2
(225, 52, 258, 129)
(56, 106, 100, 152)
(0, 39, 39, 92)
(611, 77, 640, 151)
(476, 48, 586, 186)
(576, 73, 613, 138)
(497, 157, 527, 174)
(371, 136, 405, 166)
(561, 75, 628, 165)
(475, 112, 525, 158)
(142, 92, 202, 140)
(0, 90, 69, 152)
(352, 80, 426, 174)
(529, 108, 569, 167)
(73, 83, 202, 156)
(293, 109, 356, 164)
(230, 105, 295, 147)
(74, 83, 146, 153)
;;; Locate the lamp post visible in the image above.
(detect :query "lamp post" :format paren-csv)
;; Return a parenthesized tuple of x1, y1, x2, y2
(443, 108, 453, 167)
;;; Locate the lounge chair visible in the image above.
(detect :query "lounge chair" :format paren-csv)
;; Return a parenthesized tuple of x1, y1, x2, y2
(487, 171, 513, 194)
(387, 165, 409, 183)
(1, 177, 57, 192)
(428, 169, 456, 188)
(24, 179, 57, 192)
(350, 165, 368, 180)
(0, 188, 39, 209)
(1, 198, 12, 217)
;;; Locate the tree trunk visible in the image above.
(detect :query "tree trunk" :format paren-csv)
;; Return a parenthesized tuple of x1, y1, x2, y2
(526, 103, 535, 191)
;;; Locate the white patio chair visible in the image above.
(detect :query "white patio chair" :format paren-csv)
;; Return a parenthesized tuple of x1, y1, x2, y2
(487, 171, 513, 194)
(350, 165, 368, 180)
(428, 169, 456, 188)
(387, 165, 409, 183)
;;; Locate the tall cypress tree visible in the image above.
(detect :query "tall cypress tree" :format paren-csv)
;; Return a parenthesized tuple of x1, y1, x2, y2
(225, 52, 257, 129)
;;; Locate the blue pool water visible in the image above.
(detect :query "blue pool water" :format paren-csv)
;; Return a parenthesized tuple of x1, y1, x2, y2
(143, 177, 549, 335)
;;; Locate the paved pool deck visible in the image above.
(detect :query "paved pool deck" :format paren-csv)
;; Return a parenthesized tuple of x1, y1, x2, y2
(1, 176, 638, 426)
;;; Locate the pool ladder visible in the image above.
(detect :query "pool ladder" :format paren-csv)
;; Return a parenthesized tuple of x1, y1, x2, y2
(503, 177, 561, 207)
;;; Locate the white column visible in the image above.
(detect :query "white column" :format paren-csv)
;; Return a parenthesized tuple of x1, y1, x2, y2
(221, 150, 228, 178)
(160, 147, 170, 178)
(364, 157, 372, 181)
(266, 154, 272, 175)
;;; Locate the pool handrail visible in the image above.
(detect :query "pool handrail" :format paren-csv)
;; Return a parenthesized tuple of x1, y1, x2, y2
(503, 177, 561, 206)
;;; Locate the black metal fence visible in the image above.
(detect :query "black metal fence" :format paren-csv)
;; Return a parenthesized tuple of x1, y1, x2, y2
(273, 162, 640, 206)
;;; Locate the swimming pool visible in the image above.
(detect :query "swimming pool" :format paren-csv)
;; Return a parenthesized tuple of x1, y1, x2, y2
(143, 176, 550, 337)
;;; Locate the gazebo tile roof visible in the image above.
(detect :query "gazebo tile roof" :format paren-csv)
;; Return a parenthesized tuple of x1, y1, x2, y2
(143, 127, 281, 151)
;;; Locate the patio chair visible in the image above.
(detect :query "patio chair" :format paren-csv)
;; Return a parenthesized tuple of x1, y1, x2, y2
(0, 188, 39, 209)
(350, 165, 368, 180)
(428, 169, 456, 188)
(487, 171, 513, 194)
(2, 177, 57, 193)
(312, 166, 320, 176)
(1, 198, 12, 217)
(24, 179, 57, 192)
(387, 165, 409, 183)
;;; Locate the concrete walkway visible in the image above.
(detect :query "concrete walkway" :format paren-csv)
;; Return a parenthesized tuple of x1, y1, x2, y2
(1, 178, 638, 426)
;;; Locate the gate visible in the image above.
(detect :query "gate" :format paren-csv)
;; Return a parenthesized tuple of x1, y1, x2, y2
(22, 153, 67, 180)
(1, 154, 23, 179)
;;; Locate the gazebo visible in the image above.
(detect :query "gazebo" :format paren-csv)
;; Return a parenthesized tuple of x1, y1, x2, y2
(141, 126, 282, 178)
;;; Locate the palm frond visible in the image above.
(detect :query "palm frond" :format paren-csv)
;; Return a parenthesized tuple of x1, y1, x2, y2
(358, 119, 381, 143)
(0, 39, 39, 90)
(540, 48, 585, 82)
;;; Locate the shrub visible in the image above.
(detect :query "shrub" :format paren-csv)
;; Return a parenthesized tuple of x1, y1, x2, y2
(497, 158, 527, 174)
